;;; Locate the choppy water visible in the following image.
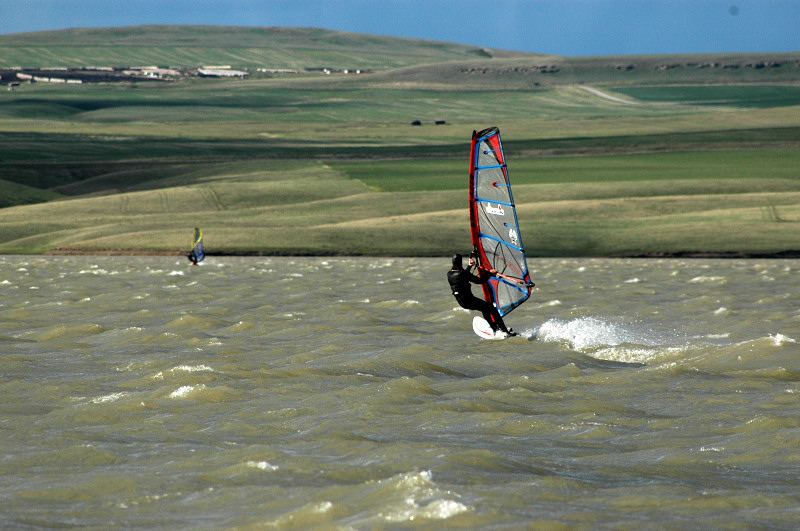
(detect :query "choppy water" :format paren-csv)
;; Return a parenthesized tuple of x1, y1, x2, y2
(1, 255, 798, 528)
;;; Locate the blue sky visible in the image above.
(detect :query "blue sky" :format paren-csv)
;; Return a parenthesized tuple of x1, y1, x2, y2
(0, 0, 797, 56)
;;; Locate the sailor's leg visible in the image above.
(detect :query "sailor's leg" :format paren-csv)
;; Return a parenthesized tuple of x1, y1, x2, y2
(476, 301, 505, 333)
(485, 303, 511, 334)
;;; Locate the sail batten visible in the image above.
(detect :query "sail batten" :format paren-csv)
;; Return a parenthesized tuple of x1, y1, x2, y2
(468, 127, 532, 317)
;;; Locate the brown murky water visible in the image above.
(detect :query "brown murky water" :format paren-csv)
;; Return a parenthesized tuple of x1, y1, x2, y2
(1, 256, 798, 527)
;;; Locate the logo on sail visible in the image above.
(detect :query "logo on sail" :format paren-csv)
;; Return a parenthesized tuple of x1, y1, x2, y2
(508, 228, 519, 245)
(485, 203, 505, 216)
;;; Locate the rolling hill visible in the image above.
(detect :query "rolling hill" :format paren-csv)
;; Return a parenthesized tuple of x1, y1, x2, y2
(0, 26, 799, 256)
(0, 25, 532, 70)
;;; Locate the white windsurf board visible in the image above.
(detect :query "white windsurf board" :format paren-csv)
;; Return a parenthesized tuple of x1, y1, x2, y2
(472, 316, 508, 340)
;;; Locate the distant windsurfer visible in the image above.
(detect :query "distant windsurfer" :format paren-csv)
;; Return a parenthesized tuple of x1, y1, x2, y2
(448, 253, 515, 336)
(187, 227, 204, 266)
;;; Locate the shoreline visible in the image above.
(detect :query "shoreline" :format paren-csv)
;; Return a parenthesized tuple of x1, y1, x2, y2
(29, 248, 800, 259)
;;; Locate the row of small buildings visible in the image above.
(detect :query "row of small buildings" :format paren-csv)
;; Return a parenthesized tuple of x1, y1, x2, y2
(1, 65, 250, 85)
(15, 72, 83, 84)
(2, 64, 374, 89)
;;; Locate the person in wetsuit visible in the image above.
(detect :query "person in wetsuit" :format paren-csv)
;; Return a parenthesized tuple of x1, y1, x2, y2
(447, 253, 515, 336)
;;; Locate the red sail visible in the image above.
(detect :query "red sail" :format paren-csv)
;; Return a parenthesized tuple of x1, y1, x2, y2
(468, 127, 532, 317)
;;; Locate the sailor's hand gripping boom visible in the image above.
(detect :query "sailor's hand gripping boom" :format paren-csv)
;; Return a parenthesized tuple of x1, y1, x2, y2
(492, 270, 536, 289)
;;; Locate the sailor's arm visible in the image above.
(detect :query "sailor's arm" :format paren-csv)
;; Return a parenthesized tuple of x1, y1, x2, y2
(492, 270, 536, 288)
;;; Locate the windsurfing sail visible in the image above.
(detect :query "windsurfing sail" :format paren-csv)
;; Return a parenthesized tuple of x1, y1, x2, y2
(468, 127, 533, 317)
(190, 227, 205, 263)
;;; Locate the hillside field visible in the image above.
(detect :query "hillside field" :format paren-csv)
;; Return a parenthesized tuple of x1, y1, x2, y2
(0, 26, 799, 256)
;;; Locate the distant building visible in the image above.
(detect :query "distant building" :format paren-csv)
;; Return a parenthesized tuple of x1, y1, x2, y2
(257, 68, 298, 74)
(305, 67, 368, 75)
(197, 68, 248, 78)
(123, 67, 181, 79)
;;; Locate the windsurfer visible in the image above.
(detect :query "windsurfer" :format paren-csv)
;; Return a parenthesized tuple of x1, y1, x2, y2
(447, 253, 515, 336)
(187, 227, 204, 265)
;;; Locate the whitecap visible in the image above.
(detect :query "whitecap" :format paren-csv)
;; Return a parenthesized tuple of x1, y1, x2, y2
(417, 499, 469, 520)
(246, 460, 279, 471)
(688, 275, 726, 283)
(536, 317, 639, 351)
(0, 280, 11, 285)
(535, 317, 682, 360)
(169, 384, 206, 398)
(168, 271, 185, 276)
(698, 446, 724, 453)
(624, 277, 641, 283)
(312, 501, 332, 513)
(770, 333, 796, 346)
(91, 392, 127, 404)
(79, 269, 110, 275)
(713, 307, 728, 315)
(378, 470, 470, 522)
(591, 346, 684, 364)
(170, 364, 214, 373)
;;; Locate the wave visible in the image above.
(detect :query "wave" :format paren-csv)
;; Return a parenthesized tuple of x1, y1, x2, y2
(533, 317, 686, 364)
(245, 460, 279, 471)
(688, 275, 727, 284)
(34, 323, 105, 341)
(166, 384, 237, 402)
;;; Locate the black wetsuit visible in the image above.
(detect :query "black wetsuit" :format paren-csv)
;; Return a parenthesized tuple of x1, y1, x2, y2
(447, 267, 510, 333)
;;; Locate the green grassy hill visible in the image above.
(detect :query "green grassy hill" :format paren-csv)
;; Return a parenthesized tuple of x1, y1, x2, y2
(0, 26, 799, 256)
(359, 53, 800, 89)
(0, 25, 529, 69)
